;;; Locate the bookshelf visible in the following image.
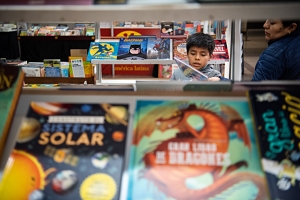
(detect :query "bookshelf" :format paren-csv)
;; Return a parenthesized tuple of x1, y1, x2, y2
(0, 2, 299, 22)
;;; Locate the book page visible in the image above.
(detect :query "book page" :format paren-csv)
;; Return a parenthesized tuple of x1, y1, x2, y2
(174, 57, 208, 81)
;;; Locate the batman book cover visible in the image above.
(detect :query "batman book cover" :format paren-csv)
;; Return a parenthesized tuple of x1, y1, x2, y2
(128, 99, 270, 200)
(87, 40, 120, 61)
(0, 102, 129, 200)
(248, 90, 300, 200)
(147, 38, 171, 60)
(117, 38, 148, 60)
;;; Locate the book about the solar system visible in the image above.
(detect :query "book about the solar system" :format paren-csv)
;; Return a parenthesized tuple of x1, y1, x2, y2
(128, 99, 270, 200)
(0, 102, 130, 200)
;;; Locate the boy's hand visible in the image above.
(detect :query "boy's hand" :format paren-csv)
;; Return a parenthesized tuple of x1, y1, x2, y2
(208, 77, 221, 81)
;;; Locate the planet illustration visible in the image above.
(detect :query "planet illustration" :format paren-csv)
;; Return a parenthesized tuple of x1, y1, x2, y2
(17, 117, 41, 143)
(0, 150, 55, 199)
(91, 152, 110, 169)
(52, 170, 78, 194)
(112, 131, 125, 142)
(101, 104, 128, 126)
(30, 102, 69, 115)
(28, 189, 44, 200)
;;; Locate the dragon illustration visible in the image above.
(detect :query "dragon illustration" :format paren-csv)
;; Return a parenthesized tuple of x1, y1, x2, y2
(134, 103, 268, 200)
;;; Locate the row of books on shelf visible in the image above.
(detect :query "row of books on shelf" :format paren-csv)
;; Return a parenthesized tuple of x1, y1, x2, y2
(0, 70, 299, 200)
(20, 24, 96, 36)
(87, 37, 229, 62)
(19, 58, 93, 78)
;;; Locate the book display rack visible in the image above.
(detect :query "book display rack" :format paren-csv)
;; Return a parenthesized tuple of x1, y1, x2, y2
(0, 1, 300, 199)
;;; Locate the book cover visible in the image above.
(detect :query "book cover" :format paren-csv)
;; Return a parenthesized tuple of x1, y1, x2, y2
(0, 102, 129, 200)
(158, 64, 173, 78)
(248, 90, 300, 200)
(212, 39, 229, 61)
(160, 21, 174, 36)
(117, 38, 148, 60)
(174, 21, 186, 35)
(173, 38, 187, 61)
(68, 57, 93, 78)
(128, 99, 270, 200)
(87, 40, 120, 61)
(70, 58, 85, 78)
(44, 59, 61, 77)
(0, 64, 24, 161)
(146, 38, 171, 59)
(174, 57, 208, 81)
(185, 22, 196, 36)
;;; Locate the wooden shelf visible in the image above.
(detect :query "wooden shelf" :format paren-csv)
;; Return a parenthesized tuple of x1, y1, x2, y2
(24, 76, 95, 84)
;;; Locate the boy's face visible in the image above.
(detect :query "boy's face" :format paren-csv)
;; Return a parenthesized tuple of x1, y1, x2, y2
(187, 46, 212, 70)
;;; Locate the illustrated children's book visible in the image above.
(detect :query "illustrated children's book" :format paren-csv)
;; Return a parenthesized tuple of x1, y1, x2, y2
(160, 21, 174, 36)
(44, 59, 61, 77)
(174, 57, 208, 81)
(129, 99, 270, 200)
(174, 21, 186, 35)
(212, 39, 229, 61)
(87, 40, 120, 61)
(158, 64, 173, 79)
(146, 38, 171, 59)
(117, 38, 148, 60)
(248, 90, 300, 200)
(0, 102, 130, 200)
(173, 38, 187, 60)
(0, 64, 24, 161)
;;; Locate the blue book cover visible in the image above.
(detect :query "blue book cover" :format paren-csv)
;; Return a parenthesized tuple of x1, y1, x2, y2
(146, 38, 171, 59)
(117, 38, 148, 60)
(87, 40, 119, 61)
(128, 99, 270, 200)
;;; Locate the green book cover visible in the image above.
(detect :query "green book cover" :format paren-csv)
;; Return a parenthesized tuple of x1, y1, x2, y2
(0, 64, 24, 159)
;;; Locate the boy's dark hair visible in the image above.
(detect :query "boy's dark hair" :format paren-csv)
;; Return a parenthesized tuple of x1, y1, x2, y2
(186, 32, 215, 55)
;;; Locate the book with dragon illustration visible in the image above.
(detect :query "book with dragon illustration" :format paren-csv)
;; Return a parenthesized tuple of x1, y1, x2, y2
(128, 99, 270, 200)
(87, 40, 120, 61)
(248, 90, 300, 200)
(0, 102, 129, 200)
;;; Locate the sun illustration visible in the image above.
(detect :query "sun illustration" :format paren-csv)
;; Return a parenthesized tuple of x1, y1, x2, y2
(0, 150, 55, 199)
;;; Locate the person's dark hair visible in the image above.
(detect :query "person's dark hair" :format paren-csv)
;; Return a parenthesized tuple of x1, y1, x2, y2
(282, 20, 300, 34)
(186, 32, 215, 55)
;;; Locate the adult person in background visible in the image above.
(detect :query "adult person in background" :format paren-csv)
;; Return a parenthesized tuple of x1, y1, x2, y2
(252, 19, 300, 81)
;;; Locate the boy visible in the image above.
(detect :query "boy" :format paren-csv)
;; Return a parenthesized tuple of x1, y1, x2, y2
(170, 32, 227, 81)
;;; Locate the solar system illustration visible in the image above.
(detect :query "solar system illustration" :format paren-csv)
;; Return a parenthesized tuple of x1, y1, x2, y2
(0, 102, 130, 200)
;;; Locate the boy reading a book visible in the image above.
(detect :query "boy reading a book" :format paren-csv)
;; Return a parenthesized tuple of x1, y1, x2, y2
(170, 32, 227, 81)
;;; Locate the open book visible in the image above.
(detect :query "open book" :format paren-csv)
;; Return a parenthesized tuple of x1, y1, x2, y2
(174, 57, 208, 81)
